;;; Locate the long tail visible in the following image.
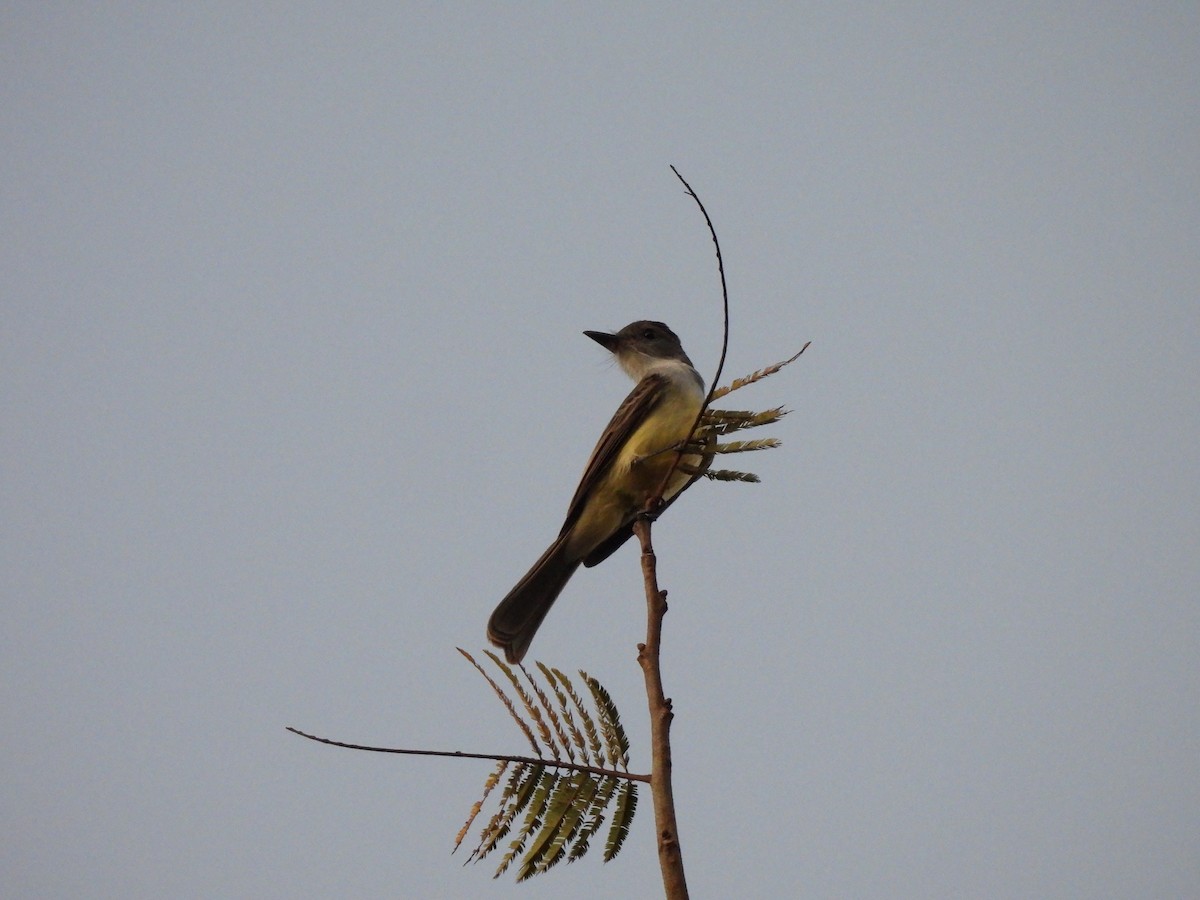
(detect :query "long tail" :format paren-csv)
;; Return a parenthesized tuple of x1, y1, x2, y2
(487, 533, 580, 663)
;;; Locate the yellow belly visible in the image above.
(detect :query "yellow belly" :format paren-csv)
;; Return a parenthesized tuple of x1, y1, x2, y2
(566, 390, 703, 557)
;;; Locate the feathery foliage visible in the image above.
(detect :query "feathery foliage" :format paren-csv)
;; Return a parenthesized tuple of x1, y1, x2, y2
(682, 342, 810, 483)
(697, 468, 763, 483)
(454, 650, 643, 881)
(708, 345, 809, 401)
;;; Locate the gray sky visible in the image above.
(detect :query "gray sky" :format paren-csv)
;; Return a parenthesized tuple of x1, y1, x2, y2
(4, 5, 1197, 898)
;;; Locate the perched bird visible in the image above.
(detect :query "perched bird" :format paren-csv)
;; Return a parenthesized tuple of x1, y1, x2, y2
(487, 321, 706, 663)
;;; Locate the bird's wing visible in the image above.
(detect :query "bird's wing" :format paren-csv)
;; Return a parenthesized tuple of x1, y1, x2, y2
(558, 372, 668, 536)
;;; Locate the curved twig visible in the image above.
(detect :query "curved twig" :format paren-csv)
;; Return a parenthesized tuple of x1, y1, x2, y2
(648, 167, 731, 509)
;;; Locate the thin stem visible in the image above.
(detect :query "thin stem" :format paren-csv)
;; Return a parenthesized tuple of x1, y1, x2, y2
(670, 165, 730, 426)
(285, 727, 650, 784)
(648, 166, 730, 510)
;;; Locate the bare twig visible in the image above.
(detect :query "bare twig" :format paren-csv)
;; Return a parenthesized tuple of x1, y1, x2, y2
(648, 166, 732, 509)
(670, 165, 731, 406)
(634, 518, 689, 899)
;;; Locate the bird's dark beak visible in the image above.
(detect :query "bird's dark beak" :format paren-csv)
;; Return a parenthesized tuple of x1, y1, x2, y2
(584, 330, 619, 352)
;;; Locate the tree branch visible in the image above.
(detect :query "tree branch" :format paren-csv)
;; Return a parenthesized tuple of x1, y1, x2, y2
(634, 516, 690, 899)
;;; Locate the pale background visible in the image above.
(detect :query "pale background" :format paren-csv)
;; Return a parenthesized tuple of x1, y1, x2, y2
(4, 5, 1198, 898)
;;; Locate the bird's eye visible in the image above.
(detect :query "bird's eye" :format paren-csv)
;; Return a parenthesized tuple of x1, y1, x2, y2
(641, 328, 657, 339)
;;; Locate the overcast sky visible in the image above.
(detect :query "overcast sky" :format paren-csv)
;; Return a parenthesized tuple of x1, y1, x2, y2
(4, 5, 1198, 898)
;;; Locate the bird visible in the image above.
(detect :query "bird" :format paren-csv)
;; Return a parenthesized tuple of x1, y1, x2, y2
(487, 320, 707, 663)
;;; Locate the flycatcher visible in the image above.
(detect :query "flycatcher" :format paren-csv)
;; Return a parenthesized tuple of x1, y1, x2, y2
(487, 320, 707, 663)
